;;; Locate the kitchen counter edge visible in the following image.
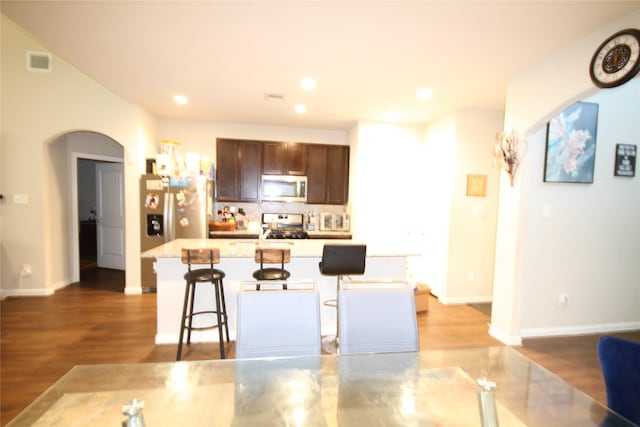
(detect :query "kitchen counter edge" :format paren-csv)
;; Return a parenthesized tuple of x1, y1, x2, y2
(209, 230, 352, 239)
(141, 238, 418, 259)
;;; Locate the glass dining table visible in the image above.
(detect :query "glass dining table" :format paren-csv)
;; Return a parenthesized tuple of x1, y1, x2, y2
(7, 346, 633, 426)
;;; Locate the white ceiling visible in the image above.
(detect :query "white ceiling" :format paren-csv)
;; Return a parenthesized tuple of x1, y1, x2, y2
(2, 1, 639, 130)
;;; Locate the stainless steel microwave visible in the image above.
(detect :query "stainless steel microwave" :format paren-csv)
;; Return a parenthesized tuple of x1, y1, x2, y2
(261, 175, 307, 203)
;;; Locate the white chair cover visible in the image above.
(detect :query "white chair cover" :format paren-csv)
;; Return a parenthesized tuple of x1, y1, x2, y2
(338, 286, 419, 355)
(236, 289, 321, 359)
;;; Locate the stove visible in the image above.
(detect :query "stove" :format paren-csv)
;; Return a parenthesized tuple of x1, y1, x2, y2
(262, 213, 309, 239)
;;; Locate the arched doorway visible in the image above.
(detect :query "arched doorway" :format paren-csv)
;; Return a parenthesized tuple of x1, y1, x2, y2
(48, 131, 126, 287)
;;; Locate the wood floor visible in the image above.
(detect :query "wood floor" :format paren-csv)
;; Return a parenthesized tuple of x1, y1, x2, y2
(1, 267, 639, 425)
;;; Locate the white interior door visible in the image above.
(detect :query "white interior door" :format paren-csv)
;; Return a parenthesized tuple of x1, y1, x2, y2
(96, 162, 125, 269)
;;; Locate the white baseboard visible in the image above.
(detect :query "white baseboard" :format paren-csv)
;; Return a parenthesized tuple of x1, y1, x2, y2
(438, 295, 493, 305)
(0, 276, 73, 297)
(51, 278, 71, 292)
(125, 286, 143, 295)
(521, 321, 640, 338)
(488, 321, 640, 345)
(489, 325, 522, 346)
(0, 287, 54, 297)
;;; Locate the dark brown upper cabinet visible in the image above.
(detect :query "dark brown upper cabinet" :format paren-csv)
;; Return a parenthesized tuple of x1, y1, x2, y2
(307, 144, 349, 205)
(216, 138, 348, 204)
(262, 142, 307, 176)
(215, 139, 261, 202)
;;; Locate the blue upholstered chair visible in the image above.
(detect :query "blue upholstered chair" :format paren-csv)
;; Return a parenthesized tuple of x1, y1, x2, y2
(597, 335, 640, 425)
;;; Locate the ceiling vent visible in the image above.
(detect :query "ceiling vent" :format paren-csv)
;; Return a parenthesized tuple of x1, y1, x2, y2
(264, 92, 285, 101)
(27, 51, 52, 72)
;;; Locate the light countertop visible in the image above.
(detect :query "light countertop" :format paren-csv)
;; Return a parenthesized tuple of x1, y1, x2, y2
(209, 230, 352, 239)
(141, 238, 418, 259)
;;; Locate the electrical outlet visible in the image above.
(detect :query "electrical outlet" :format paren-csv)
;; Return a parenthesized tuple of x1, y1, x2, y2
(20, 264, 32, 277)
(558, 294, 569, 307)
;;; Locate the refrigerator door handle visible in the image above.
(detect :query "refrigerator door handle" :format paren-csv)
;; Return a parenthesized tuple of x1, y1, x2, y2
(165, 192, 175, 242)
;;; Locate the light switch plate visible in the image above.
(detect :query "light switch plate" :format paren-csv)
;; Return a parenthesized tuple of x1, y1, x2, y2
(541, 204, 551, 218)
(13, 193, 29, 204)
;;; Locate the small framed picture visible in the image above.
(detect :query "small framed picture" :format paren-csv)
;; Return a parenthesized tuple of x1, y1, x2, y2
(466, 174, 487, 197)
(614, 144, 636, 177)
(544, 102, 599, 183)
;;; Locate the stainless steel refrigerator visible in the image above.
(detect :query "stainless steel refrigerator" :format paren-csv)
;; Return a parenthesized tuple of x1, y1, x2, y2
(140, 174, 213, 290)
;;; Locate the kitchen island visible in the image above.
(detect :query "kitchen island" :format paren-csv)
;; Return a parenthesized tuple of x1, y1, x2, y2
(142, 238, 418, 344)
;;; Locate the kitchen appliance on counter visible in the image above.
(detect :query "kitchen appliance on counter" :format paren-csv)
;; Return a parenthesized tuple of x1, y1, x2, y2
(262, 213, 309, 239)
(319, 212, 350, 231)
(261, 175, 307, 203)
(140, 174, 213, 290)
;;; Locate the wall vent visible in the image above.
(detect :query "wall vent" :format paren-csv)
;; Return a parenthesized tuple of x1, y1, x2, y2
(27, 51, 52, 72)
(264, 91, 285, 101)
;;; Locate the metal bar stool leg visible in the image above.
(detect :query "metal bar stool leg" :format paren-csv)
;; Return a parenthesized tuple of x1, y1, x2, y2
(218, 278, 230, 342)
(213, 280, 225, 359)
(176, 280, 193, 361)
(336, 275, 341, 341)
(321, 275, 342, 354)
(186, 280, 197, 344)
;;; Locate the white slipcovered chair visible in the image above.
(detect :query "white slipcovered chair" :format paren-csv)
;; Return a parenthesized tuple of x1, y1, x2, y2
(236, 288, 321, 359)
(337, 283, 419, 355)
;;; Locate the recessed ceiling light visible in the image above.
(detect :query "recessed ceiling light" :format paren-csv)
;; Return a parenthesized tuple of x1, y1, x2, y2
(300, 77, 316, 91)
(173, 95, 188, 105)
(416, 88, 433, 100)
(294, 104, 307, 114)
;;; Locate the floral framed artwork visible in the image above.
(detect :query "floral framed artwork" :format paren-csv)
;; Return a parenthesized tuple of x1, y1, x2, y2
(544, 102, 599, 183)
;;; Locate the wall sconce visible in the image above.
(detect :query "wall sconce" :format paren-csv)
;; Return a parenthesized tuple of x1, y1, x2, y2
(494, 130, 526, 186)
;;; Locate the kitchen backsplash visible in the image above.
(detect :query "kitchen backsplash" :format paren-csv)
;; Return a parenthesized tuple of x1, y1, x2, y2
(213, 201, 347, 228)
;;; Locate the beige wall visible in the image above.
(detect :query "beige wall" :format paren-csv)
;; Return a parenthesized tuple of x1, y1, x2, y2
(413, 110, 503, 302)
(348, 114, 503, 304)
(158, 119, 346, 157)
(349, 121, 426, 255)
(420, 114, 457, 296)
(1, 16, 156, 295)
(491, 10, 640, 343)
(445, 110, 503, 302)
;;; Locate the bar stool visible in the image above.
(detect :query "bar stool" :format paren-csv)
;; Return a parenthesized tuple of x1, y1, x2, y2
(177, 248, 229, 360)
(252, 247, 291, 290)
(318, 244, 366, 352)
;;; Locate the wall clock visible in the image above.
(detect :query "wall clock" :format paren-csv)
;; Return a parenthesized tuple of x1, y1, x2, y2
(589, 28, 640, 88)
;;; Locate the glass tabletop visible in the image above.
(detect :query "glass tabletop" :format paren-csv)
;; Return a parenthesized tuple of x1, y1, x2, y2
(7, 346, 632, 426)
